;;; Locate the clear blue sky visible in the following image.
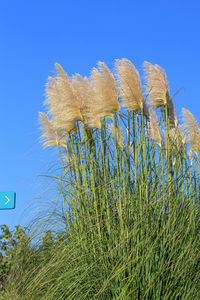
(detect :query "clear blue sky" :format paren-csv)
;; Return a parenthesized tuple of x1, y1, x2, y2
(1, 0, 200, 230)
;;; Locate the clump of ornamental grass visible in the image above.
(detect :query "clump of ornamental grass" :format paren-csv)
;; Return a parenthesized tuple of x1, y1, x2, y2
(4, 59, 200, 299)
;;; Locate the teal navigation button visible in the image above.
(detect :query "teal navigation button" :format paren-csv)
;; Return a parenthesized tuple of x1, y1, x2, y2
(0, 192, 16, 210)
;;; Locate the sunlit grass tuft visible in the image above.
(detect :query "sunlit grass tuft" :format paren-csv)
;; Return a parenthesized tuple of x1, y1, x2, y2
(3, 59, 200, 299)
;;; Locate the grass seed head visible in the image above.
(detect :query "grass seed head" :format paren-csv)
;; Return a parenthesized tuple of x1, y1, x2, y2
(143, 61, 170, 109)
(115, 58, 144, 113)
(110, 123, 125, 150)
(182, 108, 200, 155)
(71, 74, 102, 130)
(188, 148, 194, 166)
(169, 126, 186, 157)
(90, 62, 120, 119)
(45, 63, 83, 134)
(39, 112, 67, 148)
(168, 99, 178, 128)
(147, 109, 162, 147)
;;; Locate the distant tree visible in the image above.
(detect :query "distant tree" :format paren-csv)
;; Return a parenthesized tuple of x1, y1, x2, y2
(0, 224, 29, 293)
(0, 225, 64, 298)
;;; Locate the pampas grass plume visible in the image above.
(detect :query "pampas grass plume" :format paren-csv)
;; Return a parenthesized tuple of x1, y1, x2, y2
(71, 74, 102, 130)
(182, 108, 200, 155)
(45, 63, 83, 133)
(90, 62, 120, 118)
(115, 58, 144, 113)
(147, 109, 162, 147)
(39, 112, 66, 148)
(143, 61, 170, 109)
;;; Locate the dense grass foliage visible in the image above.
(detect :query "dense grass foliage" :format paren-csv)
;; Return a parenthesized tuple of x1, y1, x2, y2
(3, 59, 200, 299)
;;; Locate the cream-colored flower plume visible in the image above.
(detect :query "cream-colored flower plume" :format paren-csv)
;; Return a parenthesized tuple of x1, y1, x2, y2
(62, 141, 75, 170)
(110, 123, 125, 150)
(147, 109, 162, 147)
(182, 108, 200, 155)
(143, 61, 170, 109)
(39, 112, 67, 148)
(45, 63, 82, 134)
(115, 58, 144, 113)
(188, 148, 194, 166)
(169, 126, 186, 156)
(168, 100, 178, 128)
(71, 74, 101, 129)
(90, 62, 120, 118)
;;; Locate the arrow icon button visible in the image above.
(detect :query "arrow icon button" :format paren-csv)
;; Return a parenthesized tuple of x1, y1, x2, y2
(5, 196, 10, 205)
(0, 192, 16, 210)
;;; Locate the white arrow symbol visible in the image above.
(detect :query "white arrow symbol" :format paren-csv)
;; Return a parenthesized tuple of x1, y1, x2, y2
(5, 196, 10, 205)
